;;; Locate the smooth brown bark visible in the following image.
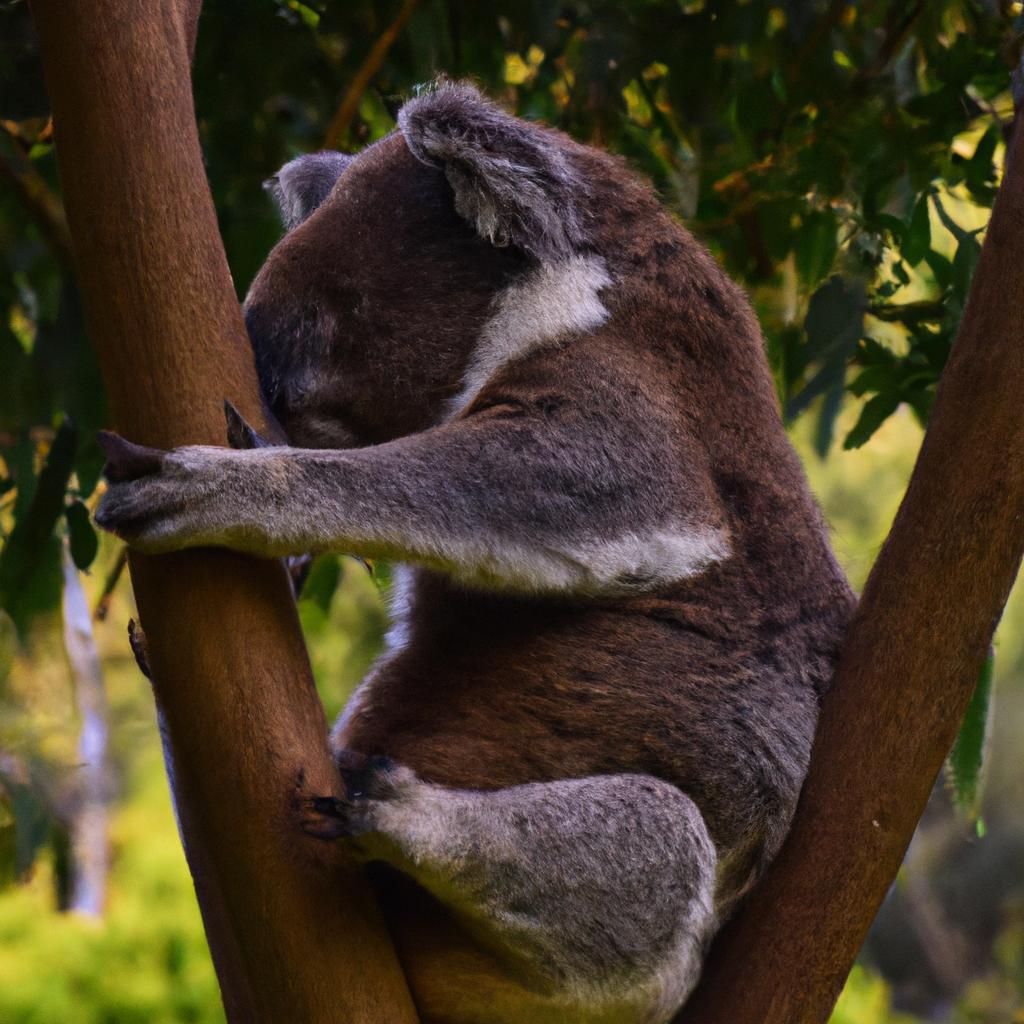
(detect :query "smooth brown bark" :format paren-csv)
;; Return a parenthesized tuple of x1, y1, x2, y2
(678, 121, 1024, 1023)
(30, 1, 418, 1021)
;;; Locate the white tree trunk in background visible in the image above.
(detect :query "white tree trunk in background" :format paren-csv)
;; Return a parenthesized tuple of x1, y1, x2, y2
(61, 546, 110, 917)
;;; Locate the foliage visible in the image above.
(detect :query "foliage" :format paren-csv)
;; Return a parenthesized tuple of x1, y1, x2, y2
(1, 403, 1022, 1021)
(947, 649, 996, 821)
(831, 965, 920, 1024)
(0, 739, 224, 1024)
(1, 0, 1023, 1017)
(0, 649, 925, 1024)
(2, 0, 1018, 641)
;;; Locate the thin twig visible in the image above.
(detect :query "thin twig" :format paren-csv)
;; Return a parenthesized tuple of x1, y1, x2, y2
(0, 125, 73, 266)
(93, 545, 128, 622)
(323, 0, 419, 151)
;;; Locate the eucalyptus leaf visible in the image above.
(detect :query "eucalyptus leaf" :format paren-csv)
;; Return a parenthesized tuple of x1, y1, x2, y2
(795, 210, 839, 287)
(0, 608, 15, 690)
(65, 499, 99, 572)
(945, 650, 995, 818)
(786, 276, 865, 433)
(952, 235, 981, 304)
(0, 770, 51, 881)
(901, 193, 932, 266)
(0, 417, 77, 632)
(843, 392, 901, 450)
(300, 555, 342, 613)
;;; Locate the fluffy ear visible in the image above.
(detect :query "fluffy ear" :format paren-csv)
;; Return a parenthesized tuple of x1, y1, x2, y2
(264, 152, 353, 230)
(397, 82, 587, 261)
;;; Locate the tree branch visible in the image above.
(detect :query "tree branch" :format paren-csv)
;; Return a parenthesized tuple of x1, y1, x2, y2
(92, 545, 127, 621)
(678, 98, 1024, 1024)
(29, 0, 418, 1019)
(323, 0, 418, 151)
(0, 128, 73, 267)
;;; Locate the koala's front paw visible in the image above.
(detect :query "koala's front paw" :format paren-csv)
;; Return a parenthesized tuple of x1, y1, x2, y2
(301, 751, 416, 842)
(299, 796, 367, 841)
(94, 432, 234, 554)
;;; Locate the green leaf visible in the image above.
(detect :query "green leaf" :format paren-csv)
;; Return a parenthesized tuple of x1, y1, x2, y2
(369, 559, 393, 593)
(65, 500, 99, 571)
(901, 193, 932, 266)
(924, 250, 953, 289)
(965, 125, 999, 190)
(786, 276, 866, 434)
(299, 555, 341, 613)
(757, 198, 798, 263)
(848, 364, 896, 398)
(0, 608, 15, 691)
(869, 300, 946, 325)
(0, 769, 52, 882)
(795, 209, 839, 286)
(813, 370, 845, 458)
(74, 437, 106, 501)
(843, 392, 901, 449)
(945, 650, 995, 818)
(0, 418, 78, 632)
(952, 234, 981, 304)
(805, 276, 866, 357)
(856, 337, 898, 366)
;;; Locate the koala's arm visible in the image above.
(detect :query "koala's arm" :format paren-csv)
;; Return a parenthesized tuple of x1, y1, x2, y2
(96, 399, 728, 595)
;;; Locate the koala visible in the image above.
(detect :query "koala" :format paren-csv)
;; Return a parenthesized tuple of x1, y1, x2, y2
(96, 82, 856, 1024)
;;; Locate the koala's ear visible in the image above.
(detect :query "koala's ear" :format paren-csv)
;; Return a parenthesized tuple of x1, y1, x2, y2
(397, 82, 586, 261)
(264, 152, 353, 231)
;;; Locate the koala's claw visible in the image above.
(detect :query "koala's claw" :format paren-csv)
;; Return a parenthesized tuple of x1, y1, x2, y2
(299, 794, 374, 840)
(97, 431, 167, 483)
(127, 619, 152, 680)
(299, 752, 414, 842)
(94, 443, 238, 553)
(223, 400, 274, 451)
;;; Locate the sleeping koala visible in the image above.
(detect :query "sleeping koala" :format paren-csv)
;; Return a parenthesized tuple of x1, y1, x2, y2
(96, 82, 855, 1024)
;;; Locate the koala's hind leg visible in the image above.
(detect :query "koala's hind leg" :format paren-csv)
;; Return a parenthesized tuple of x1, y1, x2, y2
(306, 756, 718, 1024)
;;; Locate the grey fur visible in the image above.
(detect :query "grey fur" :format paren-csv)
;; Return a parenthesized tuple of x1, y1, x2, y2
(95, 82, 856, 1023)
(94, 395, 727, 597)
(399, 81, 588, 261)
(325, 764, 717, 1022)
(264, 151, 352, 231)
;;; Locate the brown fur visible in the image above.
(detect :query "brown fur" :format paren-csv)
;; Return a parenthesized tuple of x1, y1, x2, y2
(98, 83, 856, 1022)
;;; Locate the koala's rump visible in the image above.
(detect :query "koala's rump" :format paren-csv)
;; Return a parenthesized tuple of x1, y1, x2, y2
(334, 574, 821, 876)
(369, 865, 677, 1024)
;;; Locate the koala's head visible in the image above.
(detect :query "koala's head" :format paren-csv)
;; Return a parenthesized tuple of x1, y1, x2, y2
(243, 82, 604, 448)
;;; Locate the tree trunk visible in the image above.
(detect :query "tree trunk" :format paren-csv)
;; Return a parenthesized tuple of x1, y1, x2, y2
(677, 114, 1024, 1024)
(29, 2, 418, 1021)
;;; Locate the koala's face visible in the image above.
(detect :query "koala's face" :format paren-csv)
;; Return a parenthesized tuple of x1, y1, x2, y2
(243, 84, 590, 449)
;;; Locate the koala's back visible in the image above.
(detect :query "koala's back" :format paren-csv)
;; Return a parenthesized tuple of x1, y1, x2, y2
(334, 287, 855, 908)
(237, 84, 857, 1019)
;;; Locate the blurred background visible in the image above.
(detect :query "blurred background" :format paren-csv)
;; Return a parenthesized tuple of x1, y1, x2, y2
(1, 1, 1022, 1020)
